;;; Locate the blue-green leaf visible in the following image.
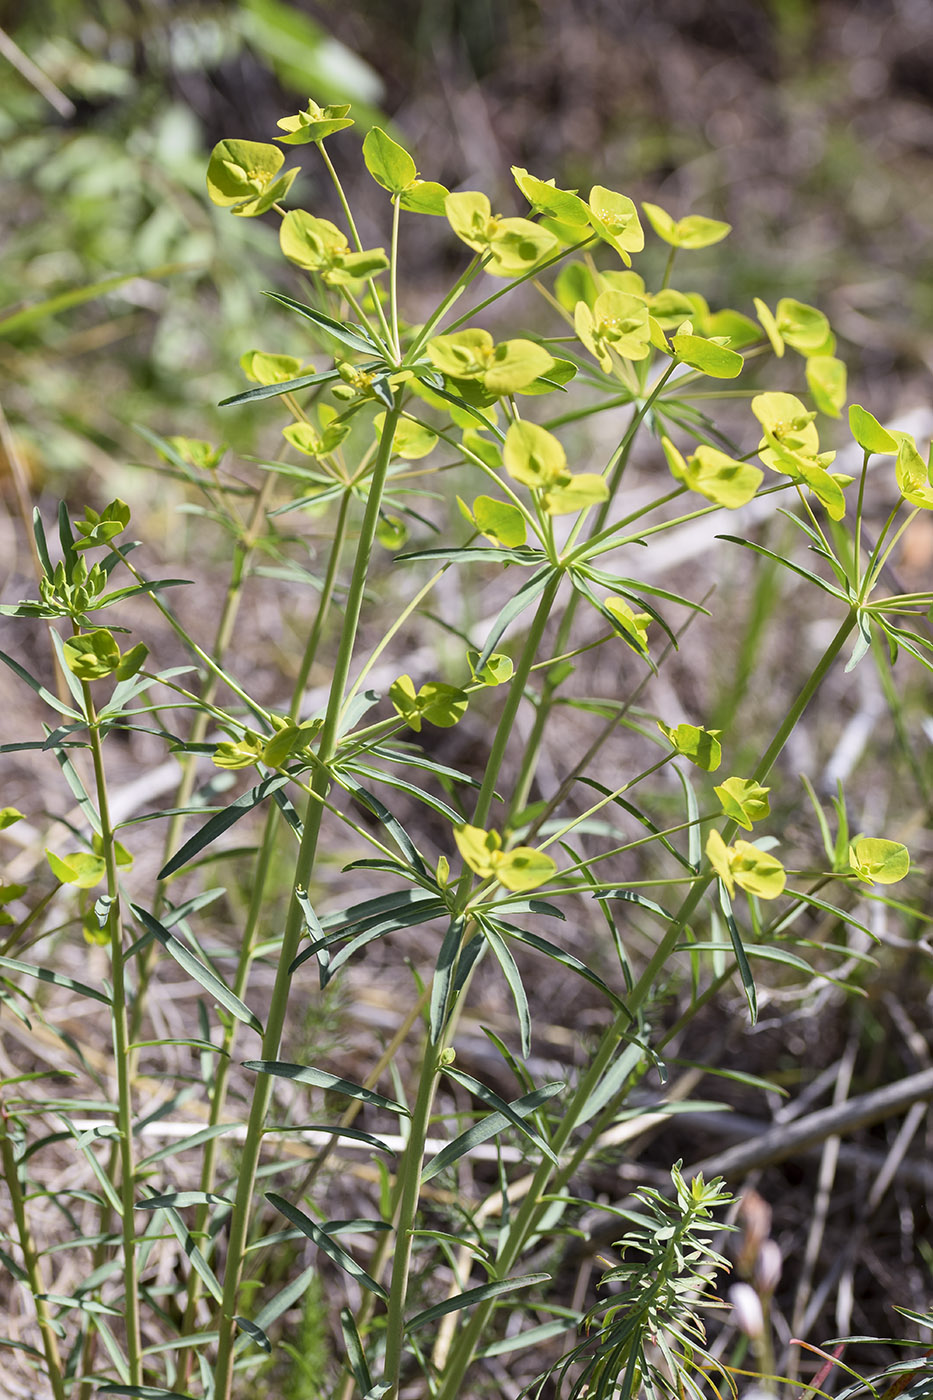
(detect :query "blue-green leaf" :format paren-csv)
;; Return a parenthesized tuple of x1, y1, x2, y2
(405, 1274, 550, 1332)
(244, 1061, 409, 1116)
(264, 292, 382, 355)
(442, 1066, 559, 1165)
(483, 924, 531, 1057)
(718, 882, 757, 1022)
(422, 1082, 563, 1182)
(430, 916, 465, 1044)
(220, 365, 349, 406)
(266, 1193, 388, 1300)
(0, 954, 111, 1006)
(131, 906, 264, 1034)
(159, 774, 291, 878)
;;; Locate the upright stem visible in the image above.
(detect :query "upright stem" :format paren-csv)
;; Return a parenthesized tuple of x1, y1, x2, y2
(211, 398, 403, 1400)
(177, 484, 355, 1386)
(289, 486, 354, 714)
(389, 196, 402, 361)
(0, 1113, 67, 1400)
(84, 680, 142, 1387)
(318, 141, 396, 359)
(505, 365, 680, 823)
(130, 472, 278, 1049)
(381, 1043, 442, 1400)
(433, 607, 857, 1400)
(469, 574, 562, 836)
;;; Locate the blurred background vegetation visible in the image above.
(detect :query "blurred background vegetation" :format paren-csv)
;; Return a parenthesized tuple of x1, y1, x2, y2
(2, 0, 933, 498)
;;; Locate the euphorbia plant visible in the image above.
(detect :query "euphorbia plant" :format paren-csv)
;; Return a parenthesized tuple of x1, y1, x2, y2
(1, 102, 929, 1400)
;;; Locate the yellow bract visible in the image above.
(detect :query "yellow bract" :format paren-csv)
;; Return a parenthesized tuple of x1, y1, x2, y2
(454, 825, 557, 892)
(706, 830, 786, 900)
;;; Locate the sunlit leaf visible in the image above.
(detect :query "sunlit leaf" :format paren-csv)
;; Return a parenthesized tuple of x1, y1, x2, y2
(848, 837, 910, 885)
(362, 126, 417, 194)
(714, 776, 771, 830)
(657, 722, 722, 772)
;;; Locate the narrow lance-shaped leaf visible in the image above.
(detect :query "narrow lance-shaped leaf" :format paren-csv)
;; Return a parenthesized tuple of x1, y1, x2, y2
(244, 1060, 410, 1116)
(267, 1193, 388, 1300)
(233, 1264, 315, 1355)
(159, 774, 291, 879)
(161, 1204, 224, 1304)
(220, 365, 350, 407)
(136, 1191, 232, 1210)
(422, 1082, 563, 1182)
(0, 954, 111, 1006)
(341, 1307, 377, 1400)
(483, 923, 531, 1056)
(442, 1065, 559, 1165)
(0, 648, 82, 719)
(476, 564, 555, 671)
(719, 881, 757, 1023)
(405, 1274, 551, 1333)
(263, 291, 381, 356)
(430, 916, 466, 1044)
(95, 1388, 197, 1399)
(131, 906, 264, 1034)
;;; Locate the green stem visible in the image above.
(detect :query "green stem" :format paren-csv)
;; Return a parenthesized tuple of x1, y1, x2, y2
(211, 397, 404, 1400)
(861, 501, 901, 596)
(318, 141, 396, 358)
(176, 804, 281, 1378)
(470, 572, 562, 835)
(853, 449, 870, 587)
(177, 484, 354, 1387)
(504, 374, 679, 823)
(539, 753, 674, 852)
(84, 680, 142, 1387)
(439, 235, 595, 340)
(434, 607, 857, 1400)
(130, 472, 278, 1047)
(864, 507, 918, 598)
(404, 256, 482, 362)
(382, 1043, 442, 1399)
(0, 1112, 67, 1400)
(290, 486, 354, 714)
(389, 195, 402, 360)
(113, 547, 267, 719)
(343, 561, 449, 718)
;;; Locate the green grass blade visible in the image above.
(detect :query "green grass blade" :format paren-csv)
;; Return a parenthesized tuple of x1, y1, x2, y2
(0, 263, 190, 337)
